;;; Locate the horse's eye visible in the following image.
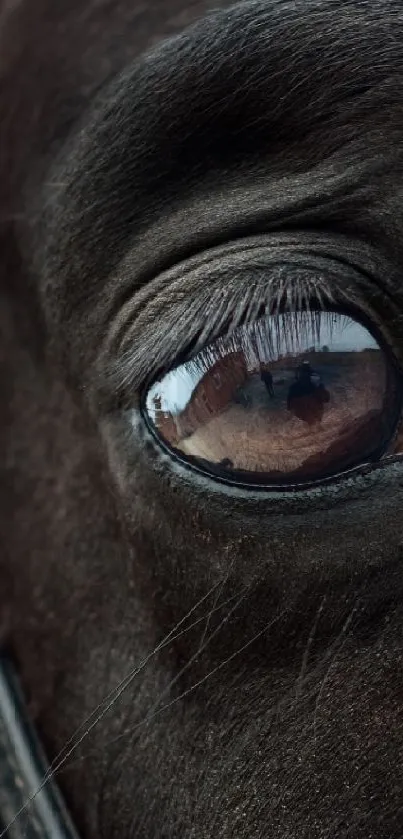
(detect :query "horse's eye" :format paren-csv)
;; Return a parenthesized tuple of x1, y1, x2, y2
(143, 311, 403, 487)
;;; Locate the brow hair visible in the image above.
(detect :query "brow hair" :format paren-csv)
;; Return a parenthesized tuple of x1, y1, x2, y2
(35, 0, 403, 365)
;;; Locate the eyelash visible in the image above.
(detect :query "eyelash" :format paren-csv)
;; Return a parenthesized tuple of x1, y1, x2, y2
(115, 270, 347, 399)
(188, 309, 355, 378)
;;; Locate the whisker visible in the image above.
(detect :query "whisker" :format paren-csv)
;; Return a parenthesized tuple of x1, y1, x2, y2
(295, 594, 327, 700)
(194, 552, 238, 656)
(126, 578, 254, 737)
(13, 575, 264, 784)
(62, 602, 288, 766)
(120, 606, 288, 747)
(312, 599, 361, 746)
(0, 575, 235, 837)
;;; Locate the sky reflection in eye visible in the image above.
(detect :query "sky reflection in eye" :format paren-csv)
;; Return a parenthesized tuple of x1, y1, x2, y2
(147, 314, 378, 416)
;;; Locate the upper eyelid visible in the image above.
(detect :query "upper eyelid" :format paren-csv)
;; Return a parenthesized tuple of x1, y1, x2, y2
(99, 240, 379, 400)
(104, 225, 386, 354)
(103, 271, 333, 398)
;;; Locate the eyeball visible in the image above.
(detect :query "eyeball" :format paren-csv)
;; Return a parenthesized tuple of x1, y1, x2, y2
(144, 310, 402, 487)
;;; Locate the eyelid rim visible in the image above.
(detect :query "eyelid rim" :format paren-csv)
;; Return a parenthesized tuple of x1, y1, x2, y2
(139, 397, 403, 498)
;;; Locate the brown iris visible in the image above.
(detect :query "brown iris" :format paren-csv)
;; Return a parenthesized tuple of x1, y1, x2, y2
(145, 311, 403, 485)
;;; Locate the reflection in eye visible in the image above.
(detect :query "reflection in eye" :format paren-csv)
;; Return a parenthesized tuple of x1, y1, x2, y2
(144, 311, 403, 486)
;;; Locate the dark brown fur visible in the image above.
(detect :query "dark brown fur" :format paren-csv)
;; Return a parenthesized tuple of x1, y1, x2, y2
(1, 1, 403, 836)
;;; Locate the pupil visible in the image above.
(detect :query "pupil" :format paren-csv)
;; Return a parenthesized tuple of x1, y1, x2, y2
(145, 311, 401, 486)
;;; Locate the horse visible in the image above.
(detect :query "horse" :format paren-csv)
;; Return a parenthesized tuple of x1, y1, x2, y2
(1, 1, 403, 836)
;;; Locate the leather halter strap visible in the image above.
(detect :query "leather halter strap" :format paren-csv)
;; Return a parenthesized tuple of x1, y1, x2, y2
(0, 655, 80, 839)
